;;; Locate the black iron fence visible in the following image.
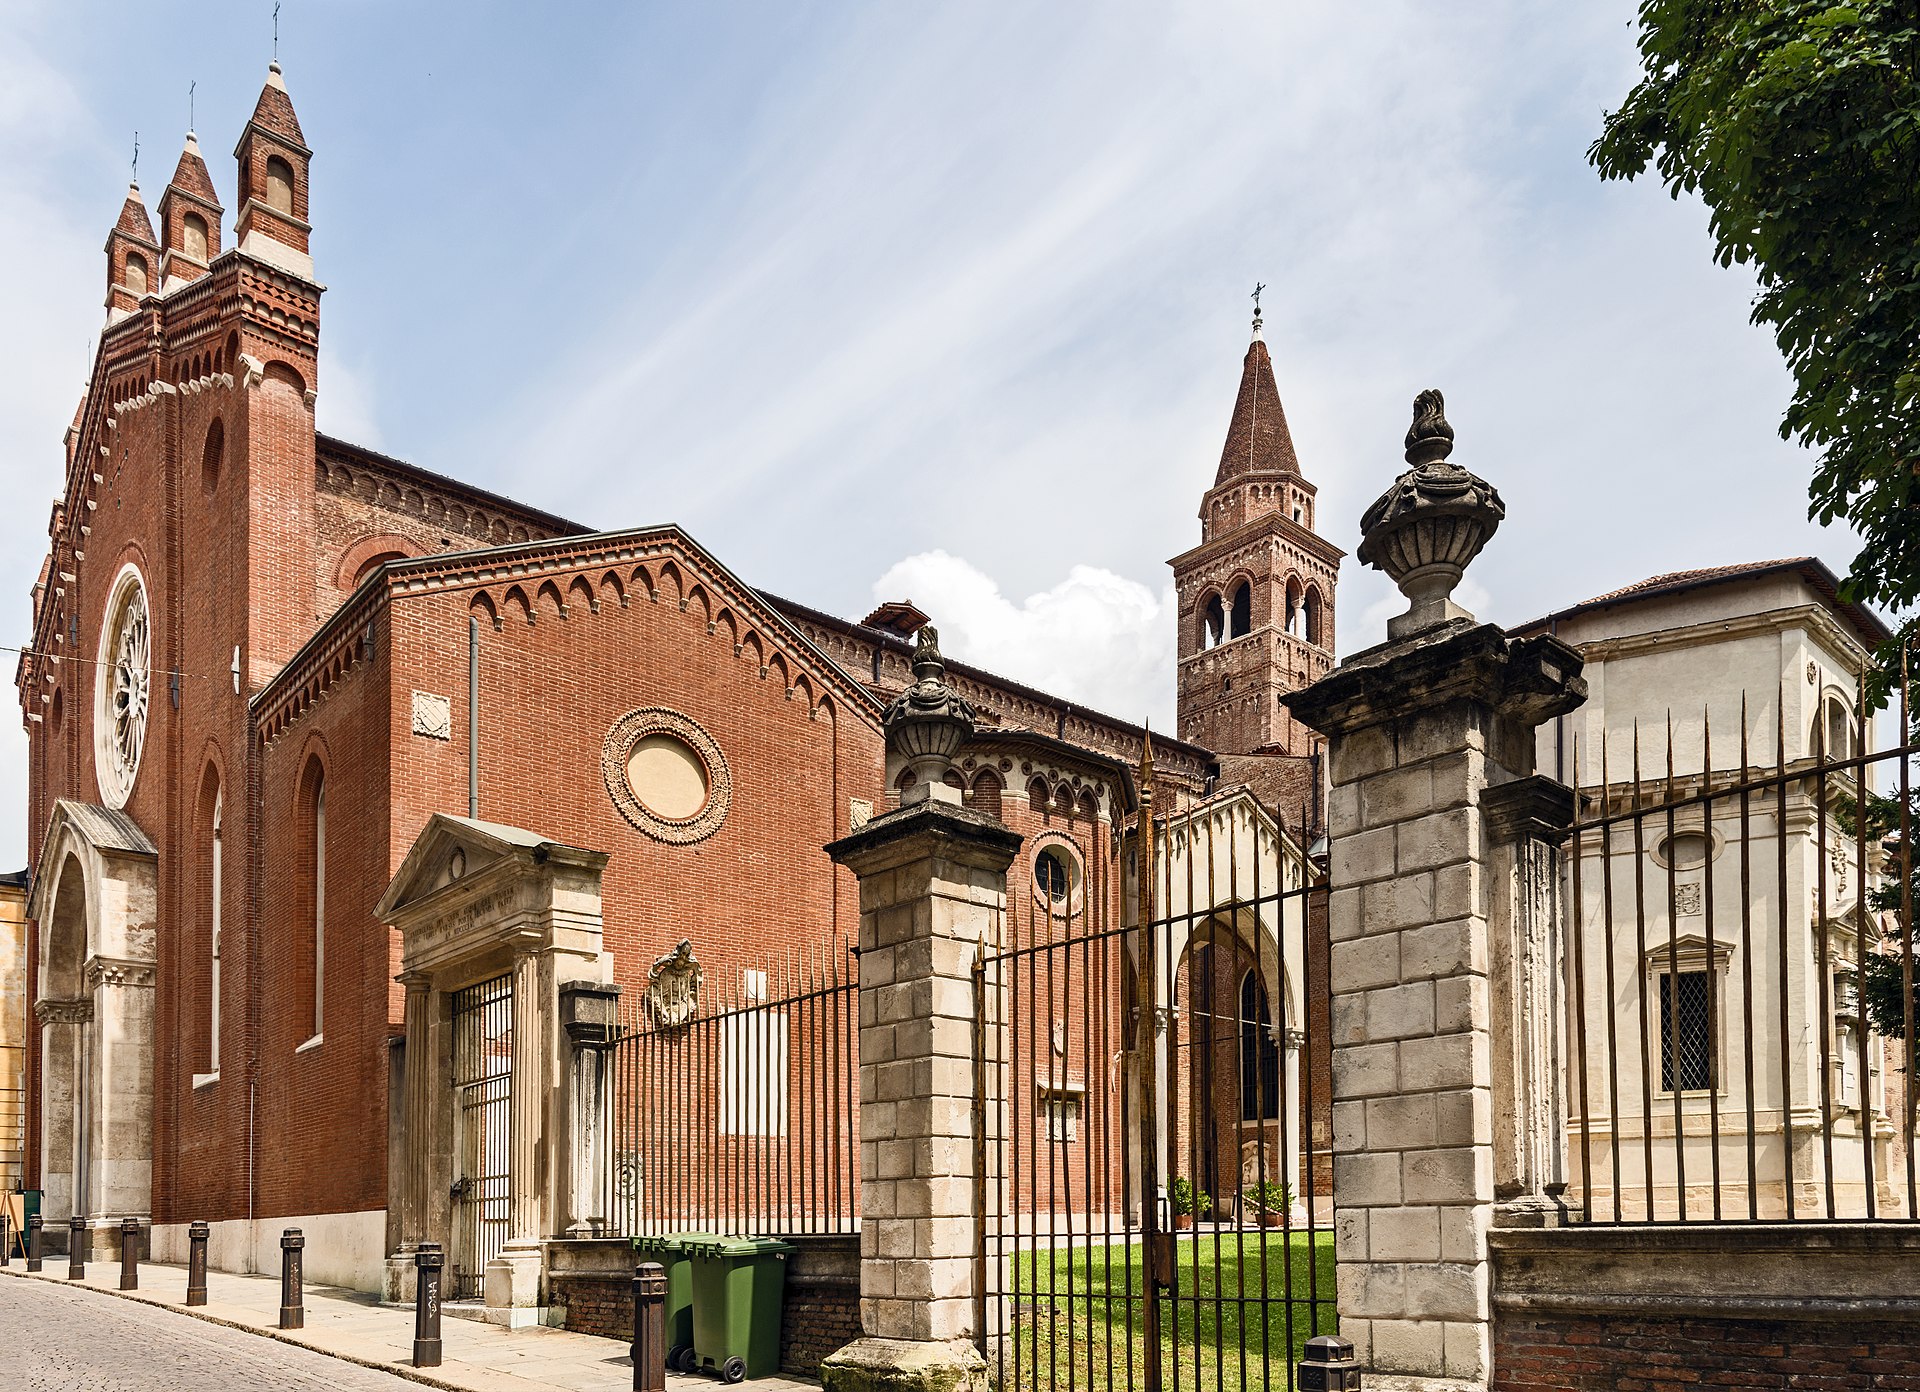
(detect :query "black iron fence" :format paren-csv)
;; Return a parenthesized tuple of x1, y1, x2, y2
(602, 942, 860, 1238)
(974, 791, 1334, 1392)
(1565, 680, 1918, 1224)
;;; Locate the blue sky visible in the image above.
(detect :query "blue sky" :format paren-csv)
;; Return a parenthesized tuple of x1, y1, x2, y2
(0, 2, 1864, 867)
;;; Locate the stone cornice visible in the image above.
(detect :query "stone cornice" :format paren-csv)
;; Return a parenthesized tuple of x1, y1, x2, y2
(1483, 774, 1576, 845)
(1568, 602, 1872, 671)
(1284, 621, 1587, 739)
(1168, 507, 1346, 574)
(825, 797, 1024, 876)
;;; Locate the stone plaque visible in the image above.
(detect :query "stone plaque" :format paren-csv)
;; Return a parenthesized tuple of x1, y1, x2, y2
(411, 691, 452, 740)
(1674, 881, 1702, 917)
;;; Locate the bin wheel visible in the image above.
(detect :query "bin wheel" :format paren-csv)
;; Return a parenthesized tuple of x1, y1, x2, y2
(721, 1355, 747, 1383)
(667, 1345, 693, 1373)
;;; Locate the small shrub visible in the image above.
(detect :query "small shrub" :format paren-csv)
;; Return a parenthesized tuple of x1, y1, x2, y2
(1244, 1180, 1294, 1213)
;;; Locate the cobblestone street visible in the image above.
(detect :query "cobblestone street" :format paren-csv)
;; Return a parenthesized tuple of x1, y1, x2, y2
(0, 1272, 424, 1390)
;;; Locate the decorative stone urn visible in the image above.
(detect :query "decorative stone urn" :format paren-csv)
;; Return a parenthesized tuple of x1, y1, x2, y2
(1357, 389, 1506, 640)
(884, 625, 977, 804)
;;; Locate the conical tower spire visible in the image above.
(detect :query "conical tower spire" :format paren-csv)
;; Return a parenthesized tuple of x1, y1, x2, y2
(104, 180, 159, 321)
(233, 61, 314, 279)
(1213, 314, 1300, 486)
(159, 130, 223, 289)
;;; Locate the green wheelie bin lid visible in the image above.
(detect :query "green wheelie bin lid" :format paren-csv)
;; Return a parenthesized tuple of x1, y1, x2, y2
(685, 1235, 794, 1258)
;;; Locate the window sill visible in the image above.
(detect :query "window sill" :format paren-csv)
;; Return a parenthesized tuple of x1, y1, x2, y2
(191, 1071, 219, 1091)
(295, 1033, 324, 1055)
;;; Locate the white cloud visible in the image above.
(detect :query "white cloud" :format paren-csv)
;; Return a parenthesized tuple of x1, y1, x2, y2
(871, 551, 1175, 730)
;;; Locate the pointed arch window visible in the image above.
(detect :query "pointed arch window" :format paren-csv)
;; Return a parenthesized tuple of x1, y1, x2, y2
(1304, 587, 1324, 647)
(211, 790, 223, 1071)
(182, 212, 209, 262)
(265, 156, 295, 215)
(124, 253, 149, 296)
(297, 763, 326, 1051)
(1240, 971, 1281, 1120)
(1228, 582, 1251, 640)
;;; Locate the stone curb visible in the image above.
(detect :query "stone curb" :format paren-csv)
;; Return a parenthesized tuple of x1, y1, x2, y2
(0, 1263, 483, 1392)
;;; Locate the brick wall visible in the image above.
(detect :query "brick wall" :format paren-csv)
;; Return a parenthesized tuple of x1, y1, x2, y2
(1495, 1313, 1919, 1391)
(548, 1235, 859, 1376)
(1491, 1224, 1920, 1392)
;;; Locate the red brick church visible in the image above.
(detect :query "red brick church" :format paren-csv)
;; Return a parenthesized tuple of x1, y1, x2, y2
(16, 62, 1339, 1300)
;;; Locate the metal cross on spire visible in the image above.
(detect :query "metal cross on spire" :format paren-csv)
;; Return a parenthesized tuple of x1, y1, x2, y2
(273, 1, 281, 62)
(1252, 282, 1265, 316)
(131, 130, 139, 183)
(188, 80, 196, 133)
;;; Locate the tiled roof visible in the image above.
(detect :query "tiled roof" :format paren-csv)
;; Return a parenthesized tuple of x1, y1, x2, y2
(1515, 557, 1891, 647)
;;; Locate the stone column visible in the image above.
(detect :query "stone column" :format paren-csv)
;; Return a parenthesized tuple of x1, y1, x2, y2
(820, 624, 1019, 1392)
(1284, 391, 1585, 1389)
(385, 972, 433, 1304)
(86, 958, 155, 1244)
(483, 948, 548, 1321)
(1483, 777, 1575, 1223)
(559, 984, 621, 1236)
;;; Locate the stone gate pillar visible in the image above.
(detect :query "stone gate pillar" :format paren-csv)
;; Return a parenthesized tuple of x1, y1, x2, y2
(1285, 391, 1584, 1389)
(821, 627, 1020, 1392)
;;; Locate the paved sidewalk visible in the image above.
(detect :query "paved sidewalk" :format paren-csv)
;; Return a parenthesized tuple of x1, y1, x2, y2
(0, 1258, 817, 1391)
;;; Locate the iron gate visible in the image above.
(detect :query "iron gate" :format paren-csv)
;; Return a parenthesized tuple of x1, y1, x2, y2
(450, 972, 513, 1299)
(974, 769, 1334, 1391)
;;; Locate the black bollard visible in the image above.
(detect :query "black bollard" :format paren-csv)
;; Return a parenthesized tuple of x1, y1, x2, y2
(185, 1220, 209, 1305)
(278, 1228, 304, 1329)
(1297, 1334, 1362, 1392)
(1, 1209, 10, 1268)
(631, 1261, 667, 1392)
(26, 1213, 43, 1272)
(412, 1243, 444, 1368)
(68, 1215, 86, 1280)
(119, 1217, 139, 1290)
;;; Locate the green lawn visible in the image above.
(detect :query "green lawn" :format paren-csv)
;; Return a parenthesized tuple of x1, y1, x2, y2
(1001, 1231, 1337, 1391)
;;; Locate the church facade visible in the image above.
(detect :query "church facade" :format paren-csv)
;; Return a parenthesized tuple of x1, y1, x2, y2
(15, 64, 1340, 1294)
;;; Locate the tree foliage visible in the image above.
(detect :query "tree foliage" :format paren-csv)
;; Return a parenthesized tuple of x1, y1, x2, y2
(1591, 2, 1920, 675)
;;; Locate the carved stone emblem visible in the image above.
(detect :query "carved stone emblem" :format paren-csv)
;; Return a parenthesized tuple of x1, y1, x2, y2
(1674, 882, 1703, 917)
(647, 939, 703, 1028)
(412, 691, 452, 740)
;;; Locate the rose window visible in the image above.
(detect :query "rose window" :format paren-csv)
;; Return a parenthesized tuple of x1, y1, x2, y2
(95, 566, 151, 808)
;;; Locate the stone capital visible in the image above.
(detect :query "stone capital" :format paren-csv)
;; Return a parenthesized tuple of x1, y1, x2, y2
(825, 798, 1023, 880)
(1283, 621, 1586, 740)
(1481, 774, 1576, 846)
(35, 997, 92, 1025)
(558, 981, 622, 1046)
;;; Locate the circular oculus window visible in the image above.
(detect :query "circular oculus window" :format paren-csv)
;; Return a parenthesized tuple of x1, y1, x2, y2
(95, 563, 152, 809)
(603, 707, 731, 844)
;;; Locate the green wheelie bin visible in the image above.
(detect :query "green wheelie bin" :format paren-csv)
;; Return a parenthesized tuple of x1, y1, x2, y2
(686, 1235, 795, 1383)
(633, 1231, 719, 1373)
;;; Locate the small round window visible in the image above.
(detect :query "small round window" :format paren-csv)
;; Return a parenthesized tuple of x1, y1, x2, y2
(627, 734, 710, 821)
(603, 707, 731, 844)
(1654, 831, 1712, 870)
(1033, 845, 1085, 915)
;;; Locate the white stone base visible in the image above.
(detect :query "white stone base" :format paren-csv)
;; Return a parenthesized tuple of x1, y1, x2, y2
(483, 1240, 545, 1327)
(149, 1208, 387, 1293)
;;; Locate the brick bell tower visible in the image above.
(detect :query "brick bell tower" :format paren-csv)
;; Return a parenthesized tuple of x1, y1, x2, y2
(1171, 299, 1343, 756)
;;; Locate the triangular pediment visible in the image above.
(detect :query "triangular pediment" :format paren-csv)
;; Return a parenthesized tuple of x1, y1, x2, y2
(376, 813, 588, 922)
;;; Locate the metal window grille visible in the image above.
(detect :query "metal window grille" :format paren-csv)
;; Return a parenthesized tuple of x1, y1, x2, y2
(1660, 971, 1713, 1093)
